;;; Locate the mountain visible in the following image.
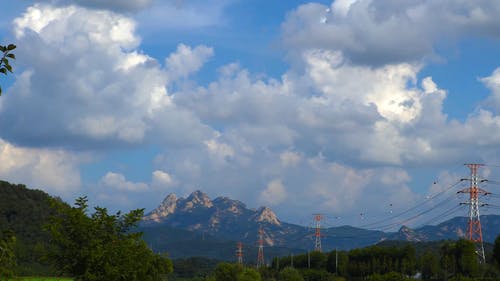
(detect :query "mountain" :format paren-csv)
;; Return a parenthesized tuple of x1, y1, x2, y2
(142, 190, 500, 258)
(388, 215, 500, 243)
(141, 191, 390, 254)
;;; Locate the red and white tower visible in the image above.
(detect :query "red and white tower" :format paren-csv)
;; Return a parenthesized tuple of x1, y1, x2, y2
(236, 242, 244, 265)
(313, 214, 323, 252)
(458, 163, 490, 263)
(257, 227, 265, 268)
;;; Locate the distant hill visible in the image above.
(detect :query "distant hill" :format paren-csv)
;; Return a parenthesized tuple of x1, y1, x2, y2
(142, 190, 500, 259)
(0, 180, 62, 275)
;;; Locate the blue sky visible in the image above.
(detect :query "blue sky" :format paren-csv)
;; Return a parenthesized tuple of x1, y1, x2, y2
(1, 0, 500, 229)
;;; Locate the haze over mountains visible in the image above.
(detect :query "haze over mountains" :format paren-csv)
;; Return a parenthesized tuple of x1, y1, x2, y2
(141, 190, 500, 258)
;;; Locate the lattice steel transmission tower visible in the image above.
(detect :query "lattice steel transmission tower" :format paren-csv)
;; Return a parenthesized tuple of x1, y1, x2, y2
(257, 227, 265, 268)
(236, 242, 243, 265)
(458, 163, 490, 263)
(313, 214, 323, 252)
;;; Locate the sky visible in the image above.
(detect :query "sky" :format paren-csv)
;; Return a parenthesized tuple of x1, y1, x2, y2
(1, 0, 500, 230)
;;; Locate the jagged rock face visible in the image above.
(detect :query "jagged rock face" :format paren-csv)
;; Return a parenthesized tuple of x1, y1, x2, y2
(397, 226, 423, 242)
(142, 190, 284, 244)
(213, 197, 246, 215)
(251, 207, 281, 226)
(179, 190, 213, 211)
(143, 193, 177, 222)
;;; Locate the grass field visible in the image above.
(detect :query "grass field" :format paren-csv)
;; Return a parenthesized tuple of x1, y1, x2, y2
(12, 277, 73, 281)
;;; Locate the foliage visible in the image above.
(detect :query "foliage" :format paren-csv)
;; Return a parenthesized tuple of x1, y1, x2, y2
(0, 43, 16, 95)
(46, 196, 172, 281)
(0, 229, 17, 279)
(346, 245, 416, 277)
(299, 268, 334, 281)
(420, 250, 439, 280)
(366, 272, 412, 281)
(237, 268, 261, 281)
(493, 233, 500, 268)
(213, 263, 243, 281)
(440, 240, 479, 279)
(0, 181, 60, 276)
(279, 267, 303, 281)
(169, 257, 219, 280)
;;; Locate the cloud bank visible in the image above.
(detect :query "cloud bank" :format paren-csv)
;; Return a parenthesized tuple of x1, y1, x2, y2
(1, 1, 500, 224)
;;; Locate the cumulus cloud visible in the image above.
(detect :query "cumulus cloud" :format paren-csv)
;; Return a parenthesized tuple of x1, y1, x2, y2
(1, 4, 211, 149)
(3, 1, 500, 226)
(166, 44, 214, 80)
(282, 0, 500, 65)
(152, 170, 176, 188)
(259, 179, 287, 206)
(0, 138, 82, 195)
(100, 172, 148, 191)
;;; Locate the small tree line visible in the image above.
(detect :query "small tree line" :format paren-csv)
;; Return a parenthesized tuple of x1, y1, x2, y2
(169, 238, 500, 281)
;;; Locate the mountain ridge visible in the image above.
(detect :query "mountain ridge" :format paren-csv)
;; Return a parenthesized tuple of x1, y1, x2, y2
(142, 190, 500, 253)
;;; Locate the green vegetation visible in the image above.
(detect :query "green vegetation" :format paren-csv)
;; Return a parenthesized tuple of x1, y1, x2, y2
(0, 43, 16, 95)
(2, 180, 500, 281)
(13, 277, 73, 281)
(0, 181, 59, 276)
(0, 181, 172, 280)
(169, 239, 500, 281)
(46, 196, 172, 281)
(0, 230, 17, 279)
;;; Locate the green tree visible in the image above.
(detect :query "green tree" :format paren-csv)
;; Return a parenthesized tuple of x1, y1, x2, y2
(213, 262, 242, 281)
(420, 250, 439, 280)
(493, 234, 500, 268)
(279, 267, 303, 281)
(0, 44, 16, 95)
(0, 230, 17, 279)
(454, 239, 478, 277)
(46, 196, 172, 281)
(237, 268, 261, 281)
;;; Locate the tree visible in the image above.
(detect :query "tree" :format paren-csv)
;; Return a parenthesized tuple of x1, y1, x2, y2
(46, 196, 172, 281)
(454, 239, 478, 277)
(213, 262, 242, 281)
(493, 234, 500, 268)
(237, 268, 261, 281)
(279, 267, 303, 281)
(0, 230, 17, 279)
(0, 44, 16, 95)
(420, 250, 439, 280)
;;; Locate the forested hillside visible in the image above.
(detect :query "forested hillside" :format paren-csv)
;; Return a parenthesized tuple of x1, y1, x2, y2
(0, 180, 60, 275)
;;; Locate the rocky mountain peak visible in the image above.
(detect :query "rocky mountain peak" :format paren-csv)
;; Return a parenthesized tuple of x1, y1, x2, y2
(181, 190, 213, 210)
(251, 206, 281, 226)
(213, 196, 247, 214)
(397, 225, 422, 242)
(143, 193, 178, 222)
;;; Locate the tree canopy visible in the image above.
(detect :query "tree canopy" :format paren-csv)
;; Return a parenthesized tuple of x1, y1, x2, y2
(46, 196, 173, 281)
(0, 43, 16, 95)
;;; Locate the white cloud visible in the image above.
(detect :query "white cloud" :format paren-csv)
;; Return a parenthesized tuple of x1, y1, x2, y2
(282, 0, 500, 65)
(100, 172, 148, 192)
(166, 44, 214, 80)
(152, 170, 176, 188)
(482, 67, 500, 113)
(3, 0, 500, 227)
(0, 138, 82, 195)
(259, 179, 287, 206)
(1, 4, 211, 149)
